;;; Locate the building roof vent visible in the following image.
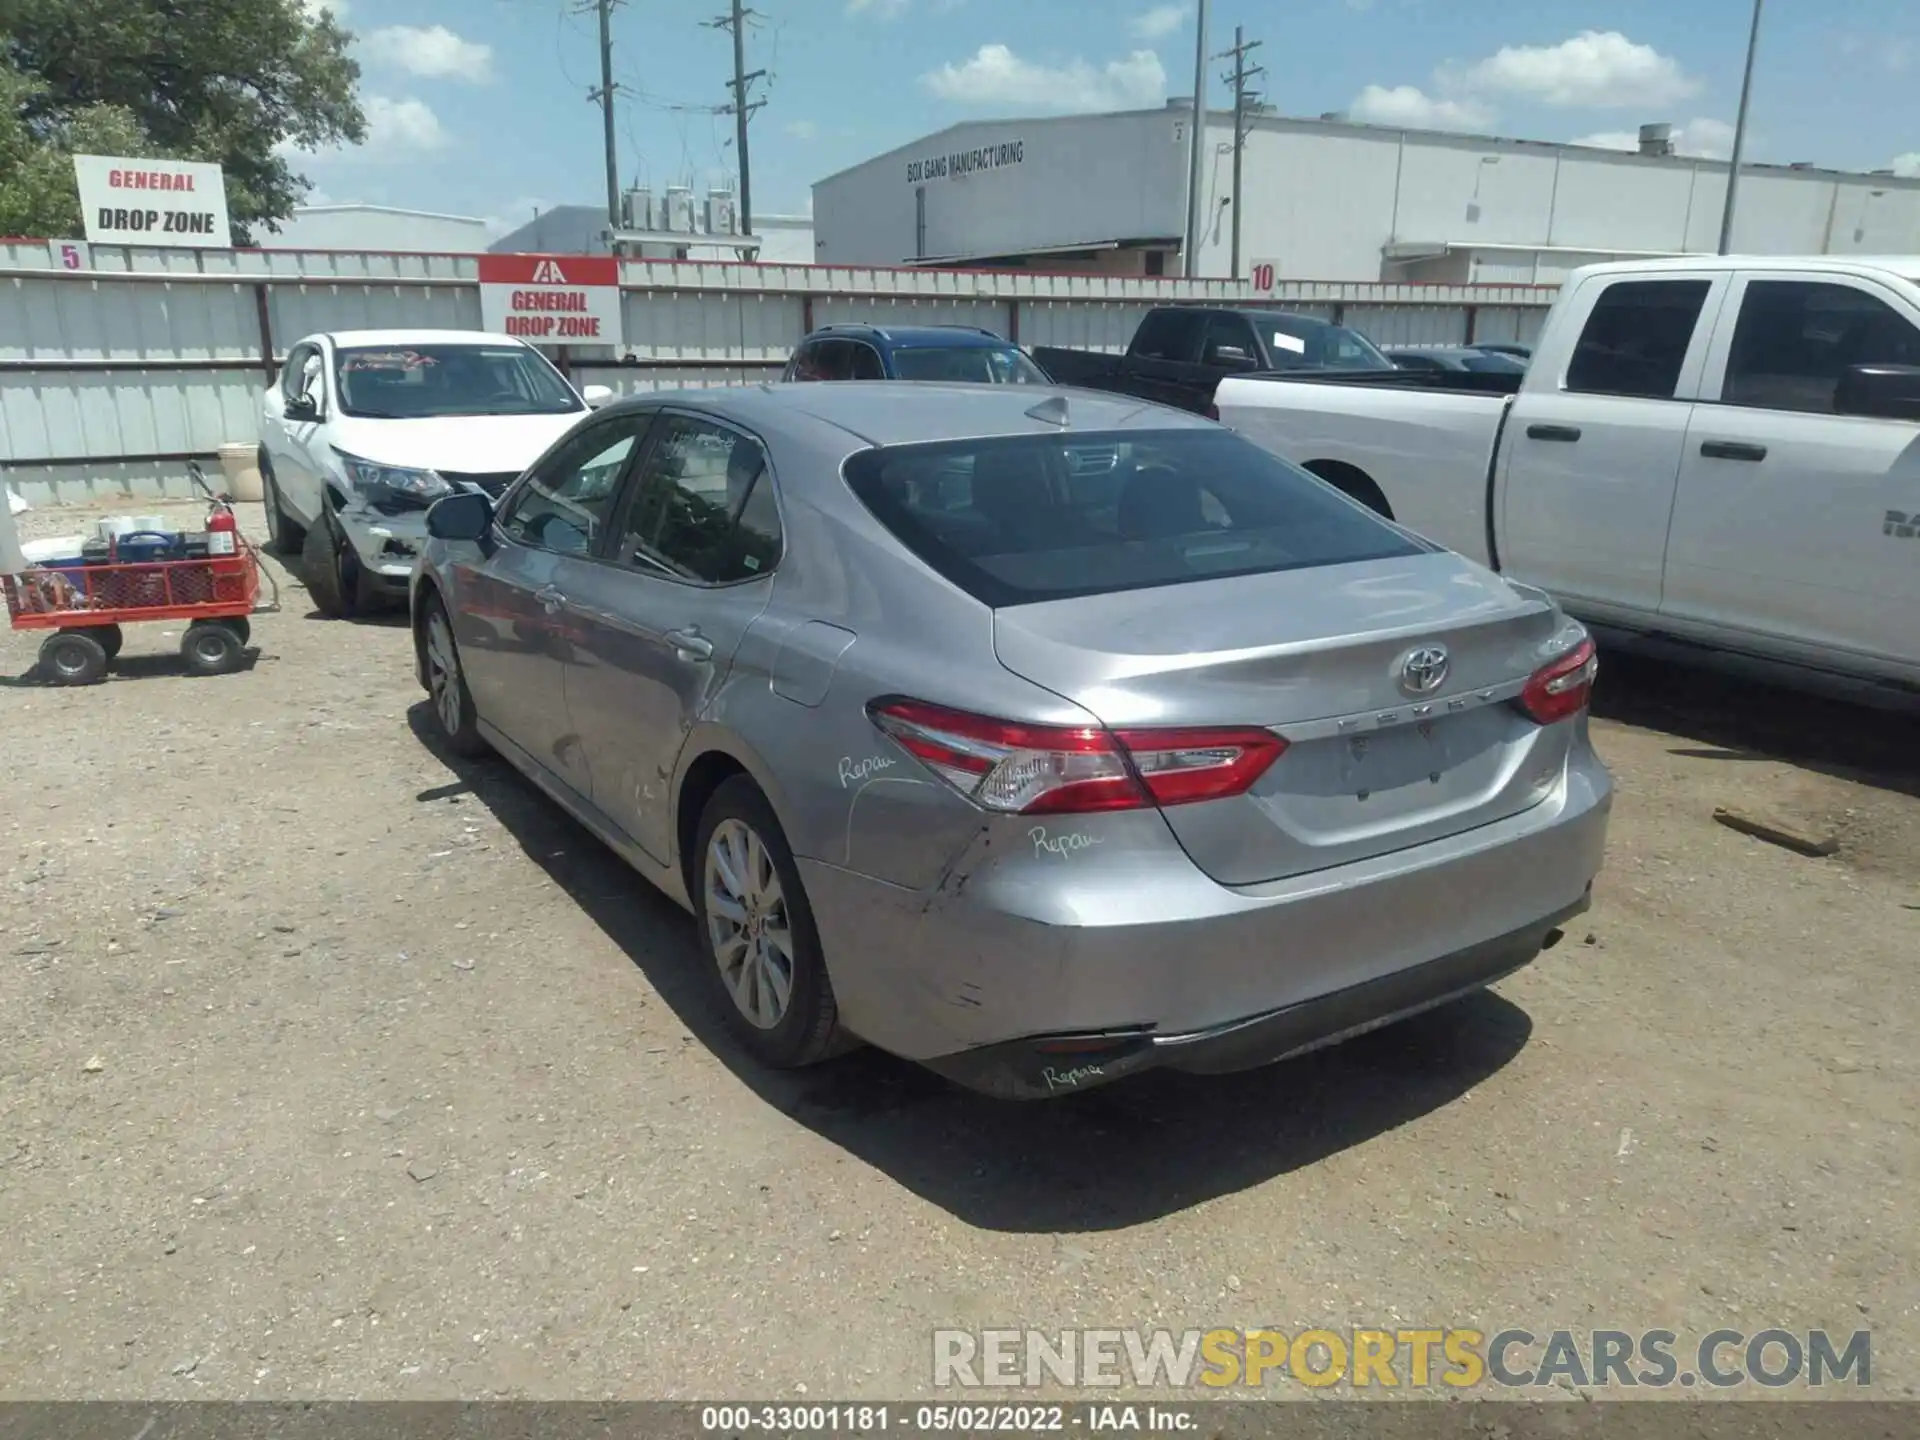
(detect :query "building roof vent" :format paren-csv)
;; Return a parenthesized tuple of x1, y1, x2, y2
(1637, 122, 1674, 157)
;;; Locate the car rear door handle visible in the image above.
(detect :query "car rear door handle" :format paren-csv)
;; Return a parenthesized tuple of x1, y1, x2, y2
(666, 627, 714, 662)
(1699, 440, 1768, 462)
(534, 584, 564, 614)
(1526, 423, 1582, 442)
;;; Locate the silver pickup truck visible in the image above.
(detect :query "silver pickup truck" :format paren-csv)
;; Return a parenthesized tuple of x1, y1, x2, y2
(1214, 255, 1920, 696)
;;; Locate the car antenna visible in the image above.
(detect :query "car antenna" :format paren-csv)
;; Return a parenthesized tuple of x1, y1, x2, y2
(1024, 394, 1071, 428)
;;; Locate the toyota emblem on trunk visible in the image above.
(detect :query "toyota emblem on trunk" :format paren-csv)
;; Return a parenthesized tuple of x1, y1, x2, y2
(1399, 645, 1450, 695)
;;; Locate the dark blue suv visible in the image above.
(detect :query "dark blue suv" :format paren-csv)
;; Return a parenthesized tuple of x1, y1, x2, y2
(783, 324, 1052, 385)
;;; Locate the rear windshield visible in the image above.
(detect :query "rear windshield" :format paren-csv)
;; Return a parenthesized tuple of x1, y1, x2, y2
(890, 346, 1050, 384)
(842, 428, 1427, 607)
(1462, 351, 1527, 373)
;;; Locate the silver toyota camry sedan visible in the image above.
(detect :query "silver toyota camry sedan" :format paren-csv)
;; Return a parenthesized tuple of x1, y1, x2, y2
(411, 382, 1611, 1100)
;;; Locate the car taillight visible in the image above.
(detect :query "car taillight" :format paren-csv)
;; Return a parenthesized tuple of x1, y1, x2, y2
(1518, 636, 1598, 725)
(867, 699, 1286, 815)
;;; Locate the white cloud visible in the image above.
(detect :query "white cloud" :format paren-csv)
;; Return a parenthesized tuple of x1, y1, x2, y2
(1891, 153, 1920, 177)
(784, 119, 819, 140)
(1129, 4, 1187, 41)
(289, 95, 449, 163)
(1348, 84, 1493, 131)
(367, 24, 493, 83)
(1451, 30, 1699, 109)
(364, 96, 449, 151)
(845, 0, 910, 16)
(1572, 117, 1737, 160)
(300, 0, 347, 19)
(922, 44, 1166, 111)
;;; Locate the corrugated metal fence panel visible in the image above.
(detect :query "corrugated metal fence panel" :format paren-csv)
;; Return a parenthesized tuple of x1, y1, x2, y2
(1, 276, 259, 361)
(0, 248, 1558, 501)
(809, 295, 1010, 334)
(1470, 306, 1551, 346)
(574, 364, 784, 395)
(1017, 302, 1152, 353)
(1, 370, 261, 461)
(1343, 305, 1470, 346)
(623, 290, 804, 363)
(267, 281, 481, 345)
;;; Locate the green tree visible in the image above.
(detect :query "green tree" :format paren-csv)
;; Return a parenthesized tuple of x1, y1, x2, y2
(0, 0, 364, 242)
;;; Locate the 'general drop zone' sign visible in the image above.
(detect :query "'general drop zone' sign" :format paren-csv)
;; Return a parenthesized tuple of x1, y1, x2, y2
(477, 254, 623, 343)
(73, 155, 231, 247)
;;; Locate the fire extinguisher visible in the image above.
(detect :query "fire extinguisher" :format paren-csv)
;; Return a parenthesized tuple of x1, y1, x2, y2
(206, 496, 244, 589)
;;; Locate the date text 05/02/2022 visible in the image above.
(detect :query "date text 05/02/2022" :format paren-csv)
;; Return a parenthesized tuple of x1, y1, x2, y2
(697, 1402, 1196, 1433)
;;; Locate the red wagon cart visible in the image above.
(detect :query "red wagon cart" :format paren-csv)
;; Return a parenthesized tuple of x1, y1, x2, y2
(3, 464, 279, 685)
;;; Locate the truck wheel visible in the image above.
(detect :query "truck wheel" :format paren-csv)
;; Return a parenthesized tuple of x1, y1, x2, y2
(39, 630, 109, 686)
(302, 504, 360, 620)
(260, 452, 306, 556)
(181, 621, 246, 676)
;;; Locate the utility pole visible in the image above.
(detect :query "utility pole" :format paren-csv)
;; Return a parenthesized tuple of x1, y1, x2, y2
(707, 1, 766, 236)
(1182, 0, 1209, 278)
(1718, 0, 1764, 254)
(1217, 25, 1264, 281)
(588, 0, 622, 229)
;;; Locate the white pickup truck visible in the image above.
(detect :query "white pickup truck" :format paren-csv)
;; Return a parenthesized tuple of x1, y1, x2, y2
(1215, 255, 1920, 694)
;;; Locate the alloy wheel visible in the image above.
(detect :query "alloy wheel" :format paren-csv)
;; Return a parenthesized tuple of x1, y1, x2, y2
(425, 611, 464, 738)
(703, 817, 795, 1030)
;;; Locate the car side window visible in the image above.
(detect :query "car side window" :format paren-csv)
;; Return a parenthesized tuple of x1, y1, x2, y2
(850, 343, 886, 380)
(788, 341, 824, 382)
(615, 415, 781, 584)
(1723, 280, 1920, 414)
(1132, 310, 1202, 363)
(812, 339, 855, 382)
(281, 342, 316, 398)
(496, 418, 647, 556)
(1199, 314, 1259, 366)
(1565, 279, 1711, 400)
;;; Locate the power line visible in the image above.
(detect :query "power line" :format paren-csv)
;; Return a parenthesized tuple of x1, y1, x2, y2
(1216, 25, 1264, 281)
(704, 1, 765, 236)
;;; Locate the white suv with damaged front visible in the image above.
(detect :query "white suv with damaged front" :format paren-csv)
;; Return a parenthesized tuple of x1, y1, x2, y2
(257, 329, 610, 617)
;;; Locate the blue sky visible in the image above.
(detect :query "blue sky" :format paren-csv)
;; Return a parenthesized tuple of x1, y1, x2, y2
(294, 0, 1920, 234)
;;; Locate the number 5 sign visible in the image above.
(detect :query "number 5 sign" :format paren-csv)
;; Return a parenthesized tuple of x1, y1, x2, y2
(49, 240, 90, 271)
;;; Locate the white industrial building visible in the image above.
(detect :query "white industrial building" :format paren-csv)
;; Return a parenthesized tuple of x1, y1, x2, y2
(488, 188, 814, 263)
(264, 203, 492, 253)
(812, 104, 1920, 283)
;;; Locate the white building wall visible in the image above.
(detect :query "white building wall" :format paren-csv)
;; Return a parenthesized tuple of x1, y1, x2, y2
(752, 215, 816, 265)
(813, 109, 1186, 266)
(265, 205, 490, 253)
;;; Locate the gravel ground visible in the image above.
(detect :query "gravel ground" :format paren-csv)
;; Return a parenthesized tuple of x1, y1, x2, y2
(1, 498, 1916, 1401)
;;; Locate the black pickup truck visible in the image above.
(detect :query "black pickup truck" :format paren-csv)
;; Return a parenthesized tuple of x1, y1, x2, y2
(1031, 306, 1394, 414)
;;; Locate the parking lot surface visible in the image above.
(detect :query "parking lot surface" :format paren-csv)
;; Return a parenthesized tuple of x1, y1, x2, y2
(2, 499, 1916, 1399)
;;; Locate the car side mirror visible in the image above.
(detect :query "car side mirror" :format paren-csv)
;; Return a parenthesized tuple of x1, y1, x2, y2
(284, 393, 319, 422)
(1834, 363, 1920, 421)
(582, 384, 614, 409)
(427, 490, 493, 541)
(1207, 344, 1259, 372)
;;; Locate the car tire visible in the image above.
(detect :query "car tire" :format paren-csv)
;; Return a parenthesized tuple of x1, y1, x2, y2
(693, 777, 850, 1069)
(420, 594, 489, 758)
(260, 451, 305, 556)
(180, 621, 246, 676)
(301, 501, 360, 620)
(38, 629, 109, 686)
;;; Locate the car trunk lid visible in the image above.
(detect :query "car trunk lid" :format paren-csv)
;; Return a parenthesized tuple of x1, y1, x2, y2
(992, 552, 1577, 886)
